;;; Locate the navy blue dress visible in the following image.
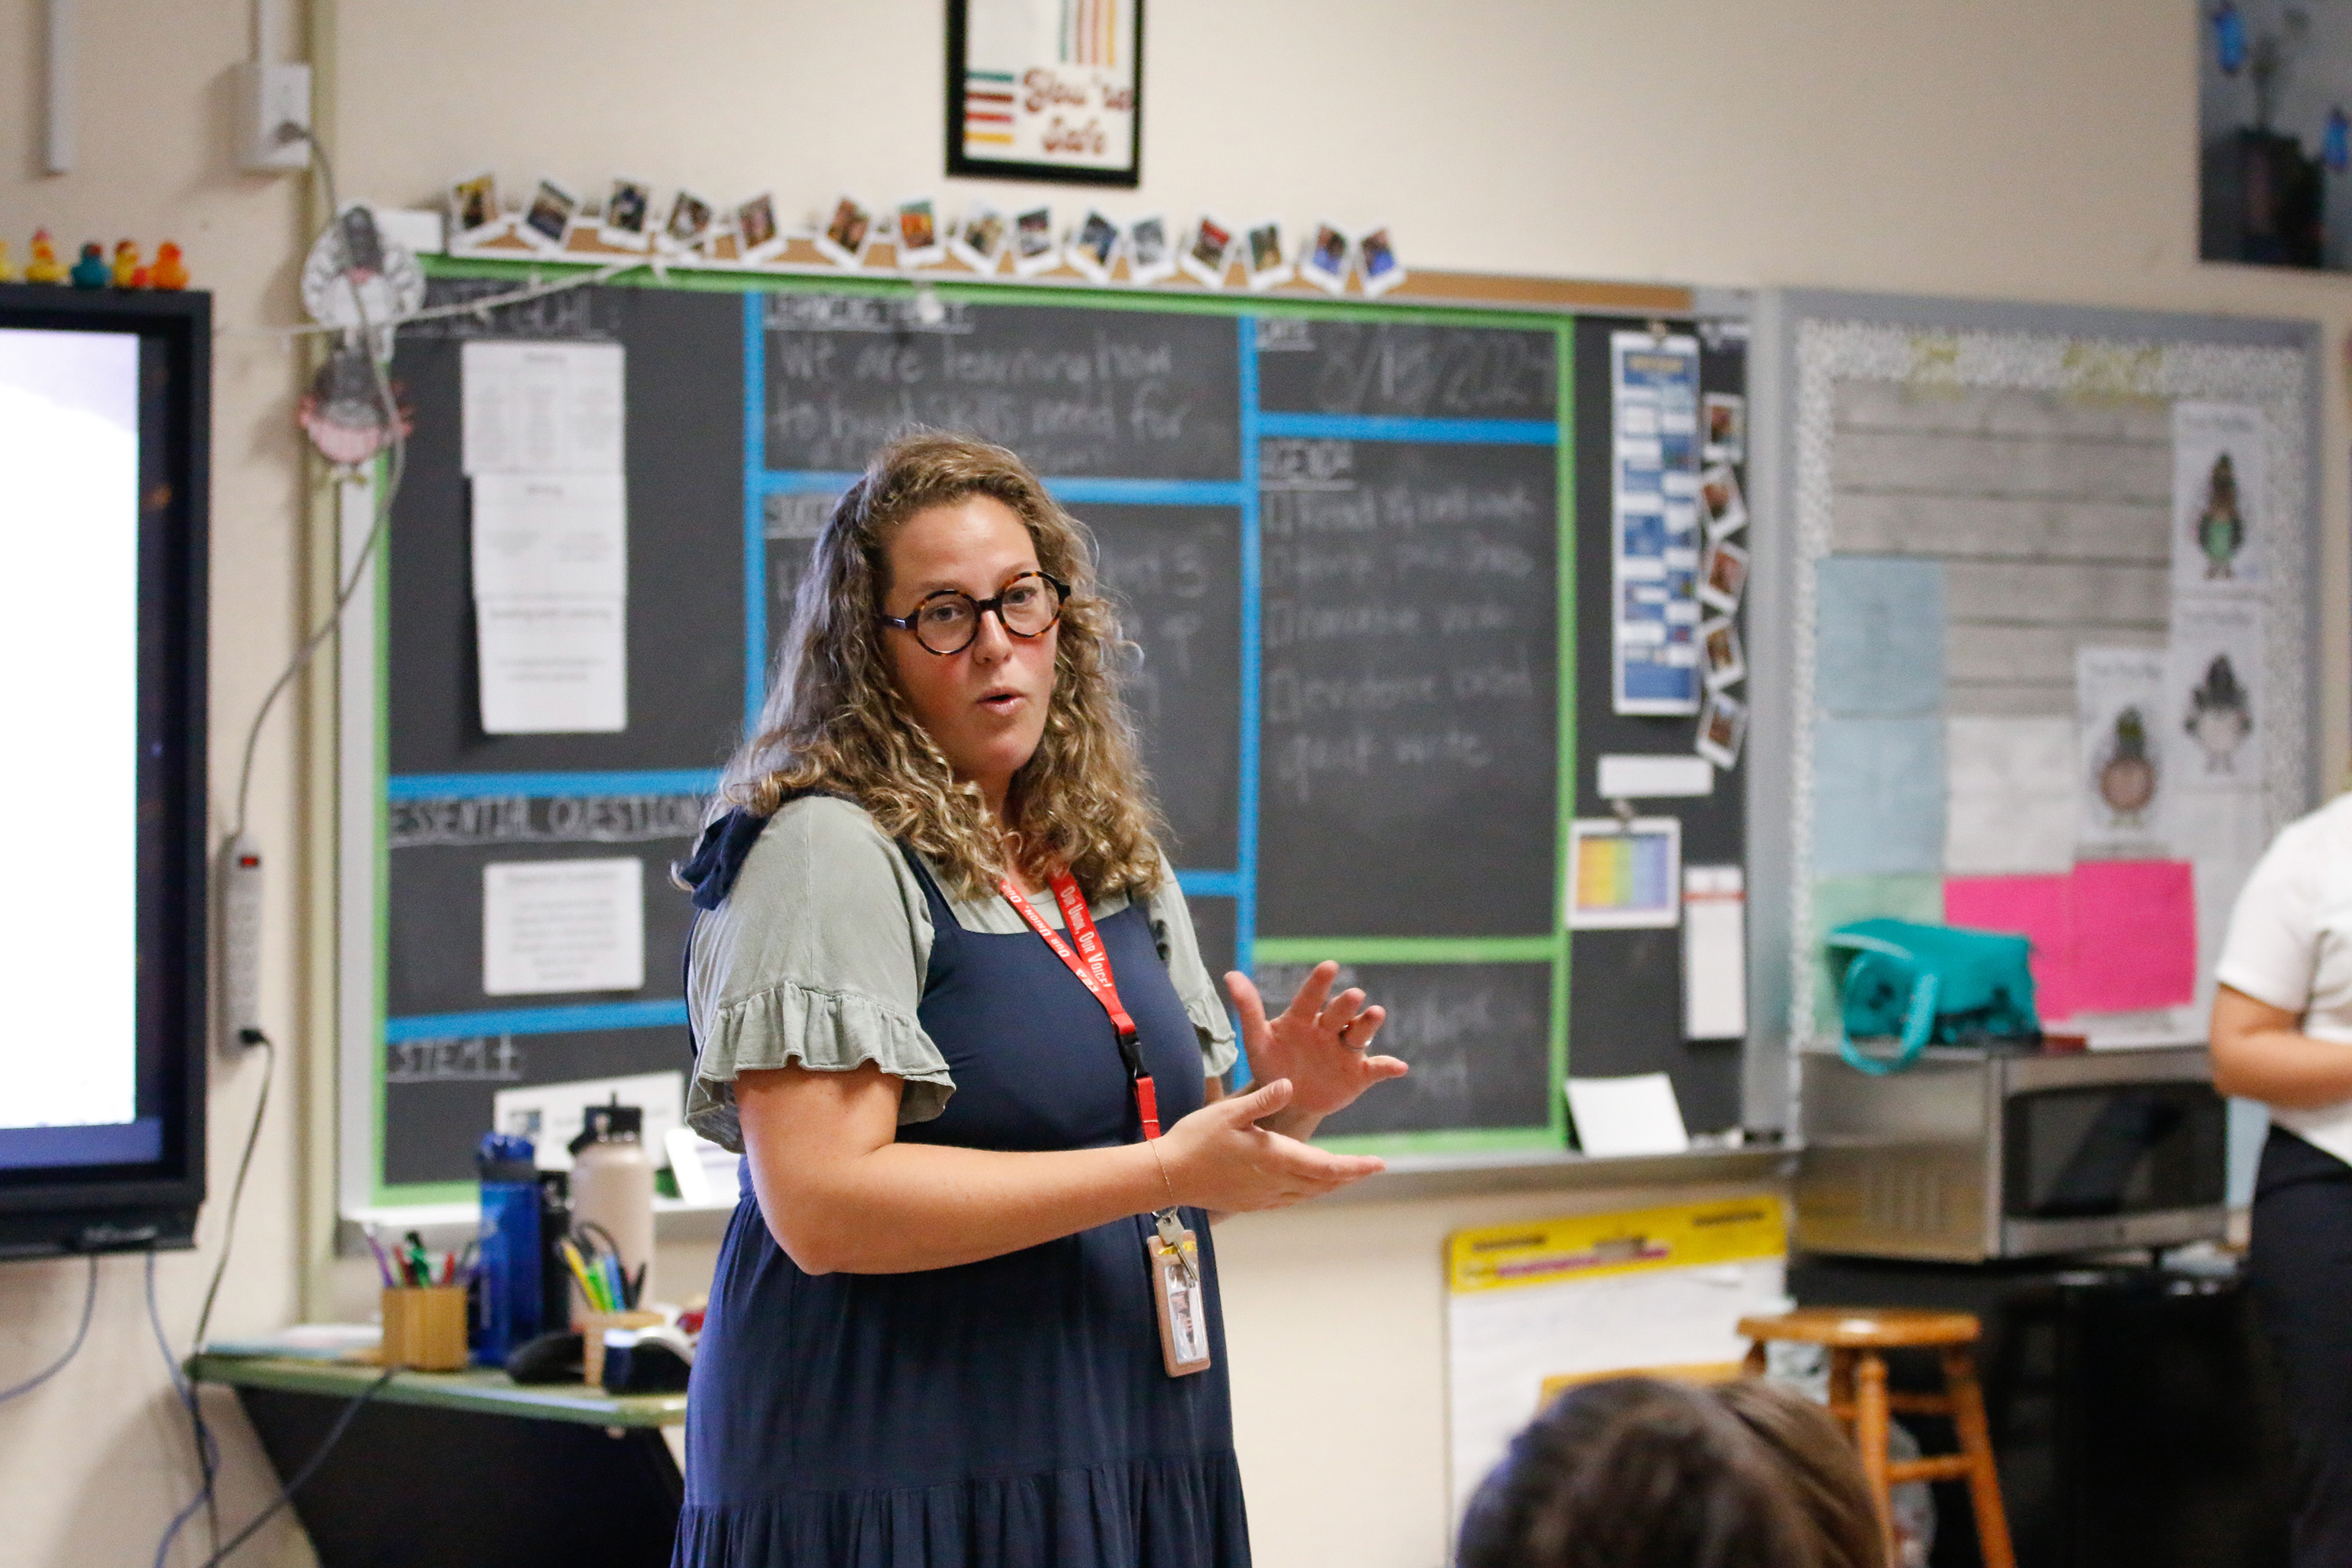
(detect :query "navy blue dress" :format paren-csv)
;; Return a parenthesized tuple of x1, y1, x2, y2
(675, 819, 1249, 1567)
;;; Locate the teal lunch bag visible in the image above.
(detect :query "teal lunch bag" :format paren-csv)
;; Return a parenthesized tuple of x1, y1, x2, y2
(1824, 919, 2042, 1075)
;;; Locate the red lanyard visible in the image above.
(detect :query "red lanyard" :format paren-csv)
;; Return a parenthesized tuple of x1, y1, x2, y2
(999, 871, 1162, 1140)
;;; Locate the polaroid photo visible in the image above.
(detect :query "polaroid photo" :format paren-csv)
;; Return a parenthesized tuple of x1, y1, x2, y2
(815, 196, 875, 267)
(662, 190, 717, 253)
(1700, 539, 1751, 613)
(894, 198, 946, 267)
(1356, 225, 1405, 296)
(951, 204, 1010, 273)
(1065, 209, 1121, 283)
(448, 169, 504, 246)
(520, 179, 582, 252)
(1180, 216, 1235, 288)
(1127, 215, 1177, 284)
(599, 177, 654, 250)
(1299, 221, 1350, 294)
(1695, 688, 1749, 770)
(1011, 205, 1059, 276)
(1700, 463, 1748, 539)
(1243, 221, 1293, 290)
(1704, 393, 1747, 463)
(1700, 617, 1745, 690)
(732, 193, 785, 263)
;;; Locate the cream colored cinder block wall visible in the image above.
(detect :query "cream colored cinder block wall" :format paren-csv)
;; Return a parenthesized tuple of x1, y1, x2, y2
(0, 2, 324, 1565)
(6, 2, 2349, 1565)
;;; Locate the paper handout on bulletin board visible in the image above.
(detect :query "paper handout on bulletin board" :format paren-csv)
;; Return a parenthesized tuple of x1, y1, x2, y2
(1610, 332, 1704, 715)
(1446, 1197, 1788, 1523)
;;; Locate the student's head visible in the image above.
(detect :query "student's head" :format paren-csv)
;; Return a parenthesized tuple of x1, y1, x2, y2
(718, 431, 1166, 898)
(1711, 1378, 1882, 1568)
(1458, 1377, 1817, 1568)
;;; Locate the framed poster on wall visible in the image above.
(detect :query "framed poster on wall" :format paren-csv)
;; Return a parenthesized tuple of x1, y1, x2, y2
(946, 0, 1143, 186)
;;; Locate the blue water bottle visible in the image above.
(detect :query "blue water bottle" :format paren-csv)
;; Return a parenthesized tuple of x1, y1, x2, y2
(474, 1131, 543, 1366)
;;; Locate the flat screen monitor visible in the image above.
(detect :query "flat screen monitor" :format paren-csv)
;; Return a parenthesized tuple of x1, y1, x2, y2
(0, 284, 209, 1258)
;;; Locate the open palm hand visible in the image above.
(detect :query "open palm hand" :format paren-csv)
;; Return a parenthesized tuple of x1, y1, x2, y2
(1223, 961, 1408, 1134)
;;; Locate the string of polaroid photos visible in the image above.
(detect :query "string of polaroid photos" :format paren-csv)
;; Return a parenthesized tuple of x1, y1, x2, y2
(448, 171, 1407, 299)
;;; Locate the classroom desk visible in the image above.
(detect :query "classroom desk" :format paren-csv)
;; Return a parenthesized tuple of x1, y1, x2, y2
(191, 1354, 684, 1567)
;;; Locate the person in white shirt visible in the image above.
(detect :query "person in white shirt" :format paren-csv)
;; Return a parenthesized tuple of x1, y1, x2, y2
(2212, 792, 2352, 1568)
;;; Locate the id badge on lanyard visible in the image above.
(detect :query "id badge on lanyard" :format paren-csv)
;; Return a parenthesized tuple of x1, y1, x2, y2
(1001, 872, 1213, 1377)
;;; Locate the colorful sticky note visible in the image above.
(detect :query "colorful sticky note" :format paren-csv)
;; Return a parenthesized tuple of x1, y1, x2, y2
(1813, 716, 1946, 877)
(1816, 557, 1944, 717)
(2071, 860, 2197, 1012)
(1943, 873, 2078, 1022)
(1811, 873, 1944, 1026)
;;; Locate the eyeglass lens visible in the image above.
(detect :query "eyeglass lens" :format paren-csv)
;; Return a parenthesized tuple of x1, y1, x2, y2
(909, 572, 1062, 654)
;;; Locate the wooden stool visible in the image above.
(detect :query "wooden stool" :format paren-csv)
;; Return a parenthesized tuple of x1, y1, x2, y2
(1738, 1308, 2015, 1568)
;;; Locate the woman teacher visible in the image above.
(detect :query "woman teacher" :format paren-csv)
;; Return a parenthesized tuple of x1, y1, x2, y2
(673, 433, 1407, 1566)
(2212, 793, 2352, 1567)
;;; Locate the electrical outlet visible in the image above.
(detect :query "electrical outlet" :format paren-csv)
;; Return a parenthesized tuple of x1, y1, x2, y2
(219, 834, 265, 1047)
(234, 60, 312, 173)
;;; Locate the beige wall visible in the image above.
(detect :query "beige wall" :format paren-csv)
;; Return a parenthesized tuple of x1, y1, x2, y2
(4, 2, 2347, 1564)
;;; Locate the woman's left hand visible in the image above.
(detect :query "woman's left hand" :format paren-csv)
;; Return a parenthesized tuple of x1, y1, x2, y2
(1223, 962, 1408, 1139)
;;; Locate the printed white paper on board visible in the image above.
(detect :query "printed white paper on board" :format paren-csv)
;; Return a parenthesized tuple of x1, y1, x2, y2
(1945, 716, 2077, 875)
(477, 599, 628, 733)
(482, 856, 645, 996)
(461, 340, 625, 476)
(2169, 597, 2265, 793)
(2078, 646, 2169, 851)
(470, 474, 627, 599)
(2170, 401, 2263, 597)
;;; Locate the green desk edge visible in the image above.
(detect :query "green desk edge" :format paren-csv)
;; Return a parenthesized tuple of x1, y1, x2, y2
(189, 1353, 687, 1428)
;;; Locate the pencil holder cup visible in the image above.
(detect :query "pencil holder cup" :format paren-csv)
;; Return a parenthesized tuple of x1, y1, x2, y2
(581, 1309, 664, 1388)
(381, 1287, 469, 1371)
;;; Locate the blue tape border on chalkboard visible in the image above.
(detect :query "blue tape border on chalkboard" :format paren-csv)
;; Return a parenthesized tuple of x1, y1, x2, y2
(385, 1000, 690, 1042)
(1254, 412, 1557, 446)
(387, 770, 721, 800)
(371, 265, 1602, 1204)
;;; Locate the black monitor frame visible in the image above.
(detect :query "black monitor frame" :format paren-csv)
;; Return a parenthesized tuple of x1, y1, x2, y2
(0, 284, 210, 1258)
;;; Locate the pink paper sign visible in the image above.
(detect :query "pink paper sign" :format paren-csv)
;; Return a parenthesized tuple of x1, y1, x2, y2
(2071, 860, 2197, 1012)
(1943, 875, 2078, 1022)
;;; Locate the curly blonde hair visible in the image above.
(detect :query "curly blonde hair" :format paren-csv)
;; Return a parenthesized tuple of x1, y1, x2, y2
(713, 431, 1168, 901)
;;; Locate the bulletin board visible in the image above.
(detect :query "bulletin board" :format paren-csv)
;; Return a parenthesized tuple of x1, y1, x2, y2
(1744, 289, 2320, 1116)
(336, 265, 1756, 1214)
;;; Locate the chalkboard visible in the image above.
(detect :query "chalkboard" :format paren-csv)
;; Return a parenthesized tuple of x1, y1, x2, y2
(1256, 437, 1559, 938)
(1254, 960, 1555, 1138)
(1255, 319, 1557, 420)
(761, 295, 1240, 477)
(1568, 318, 1751, 1135)
(349, 267, 1749, 1205)
(387, 282, 745, 775)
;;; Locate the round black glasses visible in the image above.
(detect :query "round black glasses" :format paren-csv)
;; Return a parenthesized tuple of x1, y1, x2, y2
(880, 570, 1068, 656)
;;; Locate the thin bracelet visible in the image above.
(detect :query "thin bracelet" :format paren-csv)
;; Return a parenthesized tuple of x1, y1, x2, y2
(1146, 1139, 1181, 1213)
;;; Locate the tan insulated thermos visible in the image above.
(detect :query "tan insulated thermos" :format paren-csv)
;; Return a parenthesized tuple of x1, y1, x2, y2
(569, 1100, 657, 1308)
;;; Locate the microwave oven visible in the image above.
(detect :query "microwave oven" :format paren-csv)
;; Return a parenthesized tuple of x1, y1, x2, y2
(1794, 1045, 2228, 1262)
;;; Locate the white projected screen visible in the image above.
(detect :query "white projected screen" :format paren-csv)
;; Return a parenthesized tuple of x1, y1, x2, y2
(0, 328, 141, 1133)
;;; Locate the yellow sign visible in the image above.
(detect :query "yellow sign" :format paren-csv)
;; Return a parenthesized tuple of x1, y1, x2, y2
(1448, 1196, 1786, 1295)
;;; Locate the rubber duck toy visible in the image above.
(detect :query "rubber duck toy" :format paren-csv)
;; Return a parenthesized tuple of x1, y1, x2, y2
(69, 241, 110, 289)
(0, 240, 16, 283)
(24, 230, 67, 284)
(2196, 451, 2247, 580)
(149, 241, 189, 291)
(111, 240, 145, 289)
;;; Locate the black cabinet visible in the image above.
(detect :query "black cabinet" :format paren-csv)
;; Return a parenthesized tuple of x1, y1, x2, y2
(1791, 1258, 2291, 1568)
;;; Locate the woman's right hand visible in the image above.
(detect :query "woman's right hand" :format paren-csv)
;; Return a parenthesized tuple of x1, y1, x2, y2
(1155, 1077, 1385, 1213)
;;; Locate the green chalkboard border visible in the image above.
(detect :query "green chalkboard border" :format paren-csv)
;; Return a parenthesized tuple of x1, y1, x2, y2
(354, 262, 1651, 1207)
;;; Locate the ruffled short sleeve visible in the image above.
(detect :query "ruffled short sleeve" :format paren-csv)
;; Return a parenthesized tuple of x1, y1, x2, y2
(684, 797, 952, 1152)
(1146, 876, 1240, 1079)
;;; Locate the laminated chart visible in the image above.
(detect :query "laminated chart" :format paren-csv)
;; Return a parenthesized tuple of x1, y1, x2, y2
(1610, 332, 1704, 715)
